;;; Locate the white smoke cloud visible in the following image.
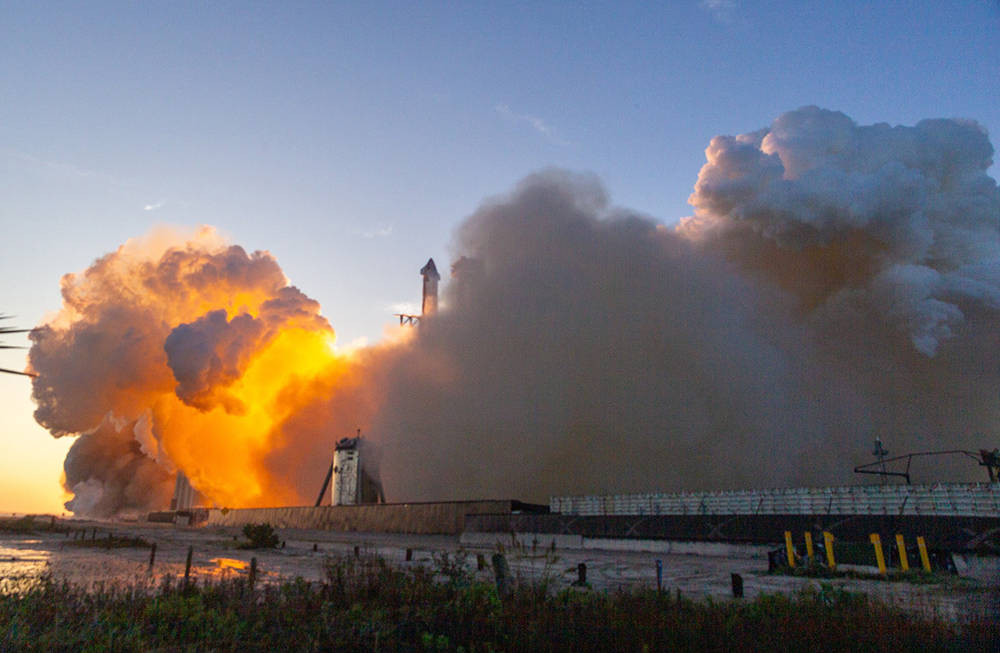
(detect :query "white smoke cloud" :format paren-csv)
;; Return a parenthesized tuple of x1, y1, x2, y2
(682, 106, 999, 356)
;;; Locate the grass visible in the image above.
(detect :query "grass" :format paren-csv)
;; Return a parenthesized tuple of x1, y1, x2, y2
(0, 552, 995, 652)
(0, 515, 69, 535)
(1, 514, 153, 549)
(65, 534, 151, 550)
(776, 563, 940, 582)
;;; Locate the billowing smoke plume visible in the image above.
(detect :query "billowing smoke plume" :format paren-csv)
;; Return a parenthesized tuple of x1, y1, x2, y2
(371, 107, 998, 499)
(676, 107, 1000, 482)
(681, 106, 999, 356)
(30, 227, 370, 516)
(29, 107, 1000, 515)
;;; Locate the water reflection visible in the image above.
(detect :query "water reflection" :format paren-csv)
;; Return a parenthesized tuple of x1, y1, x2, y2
(0, 533, 292, 593)
(0, 542, 52, 593)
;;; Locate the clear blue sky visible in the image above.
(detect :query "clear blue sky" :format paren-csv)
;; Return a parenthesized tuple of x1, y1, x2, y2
(1, 1, 998, 512)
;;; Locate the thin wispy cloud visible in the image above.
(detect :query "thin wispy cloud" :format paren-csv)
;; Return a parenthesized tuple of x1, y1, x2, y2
(143, 201, 165, 212)
(700, 0, 739, 24)
(356, 225, 393, 239)
(3, 148, 127, 187)
(495, 104, 570, 146)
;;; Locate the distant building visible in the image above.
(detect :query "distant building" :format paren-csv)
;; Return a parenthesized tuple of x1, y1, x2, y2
(170, 471, 199, 510)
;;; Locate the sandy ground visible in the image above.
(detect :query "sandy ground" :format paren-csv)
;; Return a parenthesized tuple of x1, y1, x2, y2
(1, 518, 997, 623)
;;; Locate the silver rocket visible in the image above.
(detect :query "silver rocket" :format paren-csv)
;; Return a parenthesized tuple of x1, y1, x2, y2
(420, 258, 440, 316)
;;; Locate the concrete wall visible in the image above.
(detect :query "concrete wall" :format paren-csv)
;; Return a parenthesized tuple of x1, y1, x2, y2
(204, 500, 513, 535)
(466, 512, 1000, 549)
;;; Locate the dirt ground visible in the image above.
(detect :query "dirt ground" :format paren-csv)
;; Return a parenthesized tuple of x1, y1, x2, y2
(1, 517, 997, 623)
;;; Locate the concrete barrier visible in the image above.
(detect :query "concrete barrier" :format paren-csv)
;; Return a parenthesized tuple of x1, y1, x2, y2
(583, 537, 769, 558)
(460, 531, 584, 550)
(204, 500, 513, 535)
(459, 531, 768, 557)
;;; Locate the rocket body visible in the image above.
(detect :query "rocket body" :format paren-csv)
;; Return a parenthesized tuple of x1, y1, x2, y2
(421, 258, 440, 316)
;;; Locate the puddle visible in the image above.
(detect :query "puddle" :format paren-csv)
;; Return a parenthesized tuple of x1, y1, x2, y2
(211, 557, 249, 572)
(0, 543, 52, 574)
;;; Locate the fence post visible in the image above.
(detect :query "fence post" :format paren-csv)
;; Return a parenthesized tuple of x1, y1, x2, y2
(783, 531, 796, 568)
(183, 545, 194, 587)
(823, 532, 836, 570)
(249, 557, 258, 590)
(895, 534, 909, 571)
(491, 553, 511, 598)
(731, 573, 743, 598)
(916, 536, 932, 572)
(148, 542, 157, 570)
(870, 534, 887, 575)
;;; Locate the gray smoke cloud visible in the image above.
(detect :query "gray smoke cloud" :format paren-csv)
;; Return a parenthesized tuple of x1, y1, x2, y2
(164, 287, 329, 413)
(61, 415, 173, 518)
(368, 108, 999, 501)
(369, 171, 833, 500)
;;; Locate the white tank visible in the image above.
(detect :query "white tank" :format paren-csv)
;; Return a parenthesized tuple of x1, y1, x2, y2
(331, 435, 385, 506)
(332, 439, 361, 506)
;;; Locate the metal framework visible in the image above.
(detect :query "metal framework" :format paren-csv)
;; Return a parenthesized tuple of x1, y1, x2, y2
(0, 314, 35, 377)
(853, 449, 998, 484)
(393, 313, 420, 326)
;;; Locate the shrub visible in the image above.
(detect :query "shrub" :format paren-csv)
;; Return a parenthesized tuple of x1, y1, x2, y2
(240, 523, 279, 549)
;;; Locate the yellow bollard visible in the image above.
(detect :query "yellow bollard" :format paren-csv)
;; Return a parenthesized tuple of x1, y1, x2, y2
(823, 532, 836, 569)
(895, 534, 909, 571)
(804, 532, 814, 564)
(916, 536, 932, 572)
(870, 533, 887, 575)
(784, 531, 796, 568)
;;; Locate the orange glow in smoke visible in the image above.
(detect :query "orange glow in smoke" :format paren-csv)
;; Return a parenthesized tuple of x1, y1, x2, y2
(153, 327, 353, 508)
(36, 227, 376, 511)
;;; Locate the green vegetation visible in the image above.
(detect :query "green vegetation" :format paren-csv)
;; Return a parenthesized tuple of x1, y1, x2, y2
(774, 564, 981, 588)
(0, 553, 994, 651)
(239, 523, 280, 549)
(0, 516, 149, 548)
(65, 534, 150, 550)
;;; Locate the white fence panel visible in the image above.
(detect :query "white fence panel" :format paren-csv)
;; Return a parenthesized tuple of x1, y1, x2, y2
(551, 483, 1000, 518)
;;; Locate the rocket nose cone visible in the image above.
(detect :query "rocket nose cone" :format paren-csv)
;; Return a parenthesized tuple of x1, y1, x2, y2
(420, 258, 440, 279)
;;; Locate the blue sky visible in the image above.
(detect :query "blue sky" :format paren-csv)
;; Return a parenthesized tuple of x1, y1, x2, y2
(1, 1, 998, 512)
